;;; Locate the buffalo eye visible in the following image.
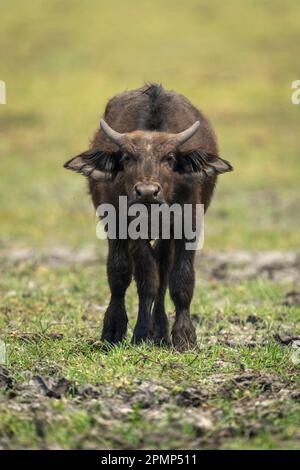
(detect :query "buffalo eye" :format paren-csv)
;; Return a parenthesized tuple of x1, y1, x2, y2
(163, 152, 175, 164)
(121, 152, 136, 164)
(122, 153, 130, 162)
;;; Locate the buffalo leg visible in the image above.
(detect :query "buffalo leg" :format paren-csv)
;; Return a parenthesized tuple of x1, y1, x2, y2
(151, 240, 173, 345)
(101, 240, 132, 344)
(169, 240, 197, 351)
(132, 241, 159, 344)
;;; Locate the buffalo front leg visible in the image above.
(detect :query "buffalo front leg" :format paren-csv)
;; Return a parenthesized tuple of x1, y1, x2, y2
(151, 240, 173, 345)
(101, 240, 132, 344)
(131, 241, 159, 344)
(169, 241, 197, 351)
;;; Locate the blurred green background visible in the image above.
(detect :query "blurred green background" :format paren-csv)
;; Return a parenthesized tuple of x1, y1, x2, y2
(0, 0, 299, 250)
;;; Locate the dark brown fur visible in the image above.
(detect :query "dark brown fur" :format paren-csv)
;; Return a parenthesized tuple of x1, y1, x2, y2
(64, 84, 232, 351)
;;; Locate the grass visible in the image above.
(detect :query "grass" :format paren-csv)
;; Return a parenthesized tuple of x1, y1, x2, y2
(0, 0, 299, 450)
(0, 260, 299, 449)
(2, 262, 298, 384)
(0, 0, 300, 249)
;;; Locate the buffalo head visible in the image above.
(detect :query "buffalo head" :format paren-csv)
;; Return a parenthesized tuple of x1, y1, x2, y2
(64, 119, 232, 204)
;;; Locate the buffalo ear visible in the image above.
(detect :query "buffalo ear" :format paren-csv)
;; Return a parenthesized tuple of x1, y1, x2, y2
(177, 149, 233, 176)
(64, 149, 118, 182)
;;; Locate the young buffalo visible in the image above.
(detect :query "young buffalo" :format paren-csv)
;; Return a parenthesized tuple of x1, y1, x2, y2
(64, 84, 233, 351)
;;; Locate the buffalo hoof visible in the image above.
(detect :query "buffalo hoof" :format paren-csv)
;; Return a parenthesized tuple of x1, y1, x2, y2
(151, 327, 171, 347)
(101, 320, 128, 345)
(131, 325, 152, 345)
(150, 313, 171, 346)
(152, 334, 171, 347)
(100, 332, 125, 346)
(171, 313, 197, 352)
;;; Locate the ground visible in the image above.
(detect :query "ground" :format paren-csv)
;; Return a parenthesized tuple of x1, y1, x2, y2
(0, 0, 300, 450)
(0, 248, 299, 449)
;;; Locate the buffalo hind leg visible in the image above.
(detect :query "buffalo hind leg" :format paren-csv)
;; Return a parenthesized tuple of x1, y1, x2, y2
(169, 241, 197, 351)
(151, 240, 173, 346)
(101, 240, 132, 344)
(132, 241, 159, 344)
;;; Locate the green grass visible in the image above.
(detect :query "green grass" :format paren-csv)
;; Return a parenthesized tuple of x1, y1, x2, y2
(0, 0, 300, 249)
(0, 260, 299, 449)
(0, 0, 300, 450)
(2, 262, 299, 385)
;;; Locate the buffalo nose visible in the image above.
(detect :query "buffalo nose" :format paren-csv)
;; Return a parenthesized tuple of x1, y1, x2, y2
(134, 182, 162, 202)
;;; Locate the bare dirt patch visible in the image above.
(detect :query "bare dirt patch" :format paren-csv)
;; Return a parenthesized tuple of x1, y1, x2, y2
(1, 247, 299, 283)
(0, 369, 299, 449)
(197, 251, 300, 283)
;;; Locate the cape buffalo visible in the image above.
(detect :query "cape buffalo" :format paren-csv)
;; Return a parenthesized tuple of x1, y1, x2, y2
(64, 84, 233, 351)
